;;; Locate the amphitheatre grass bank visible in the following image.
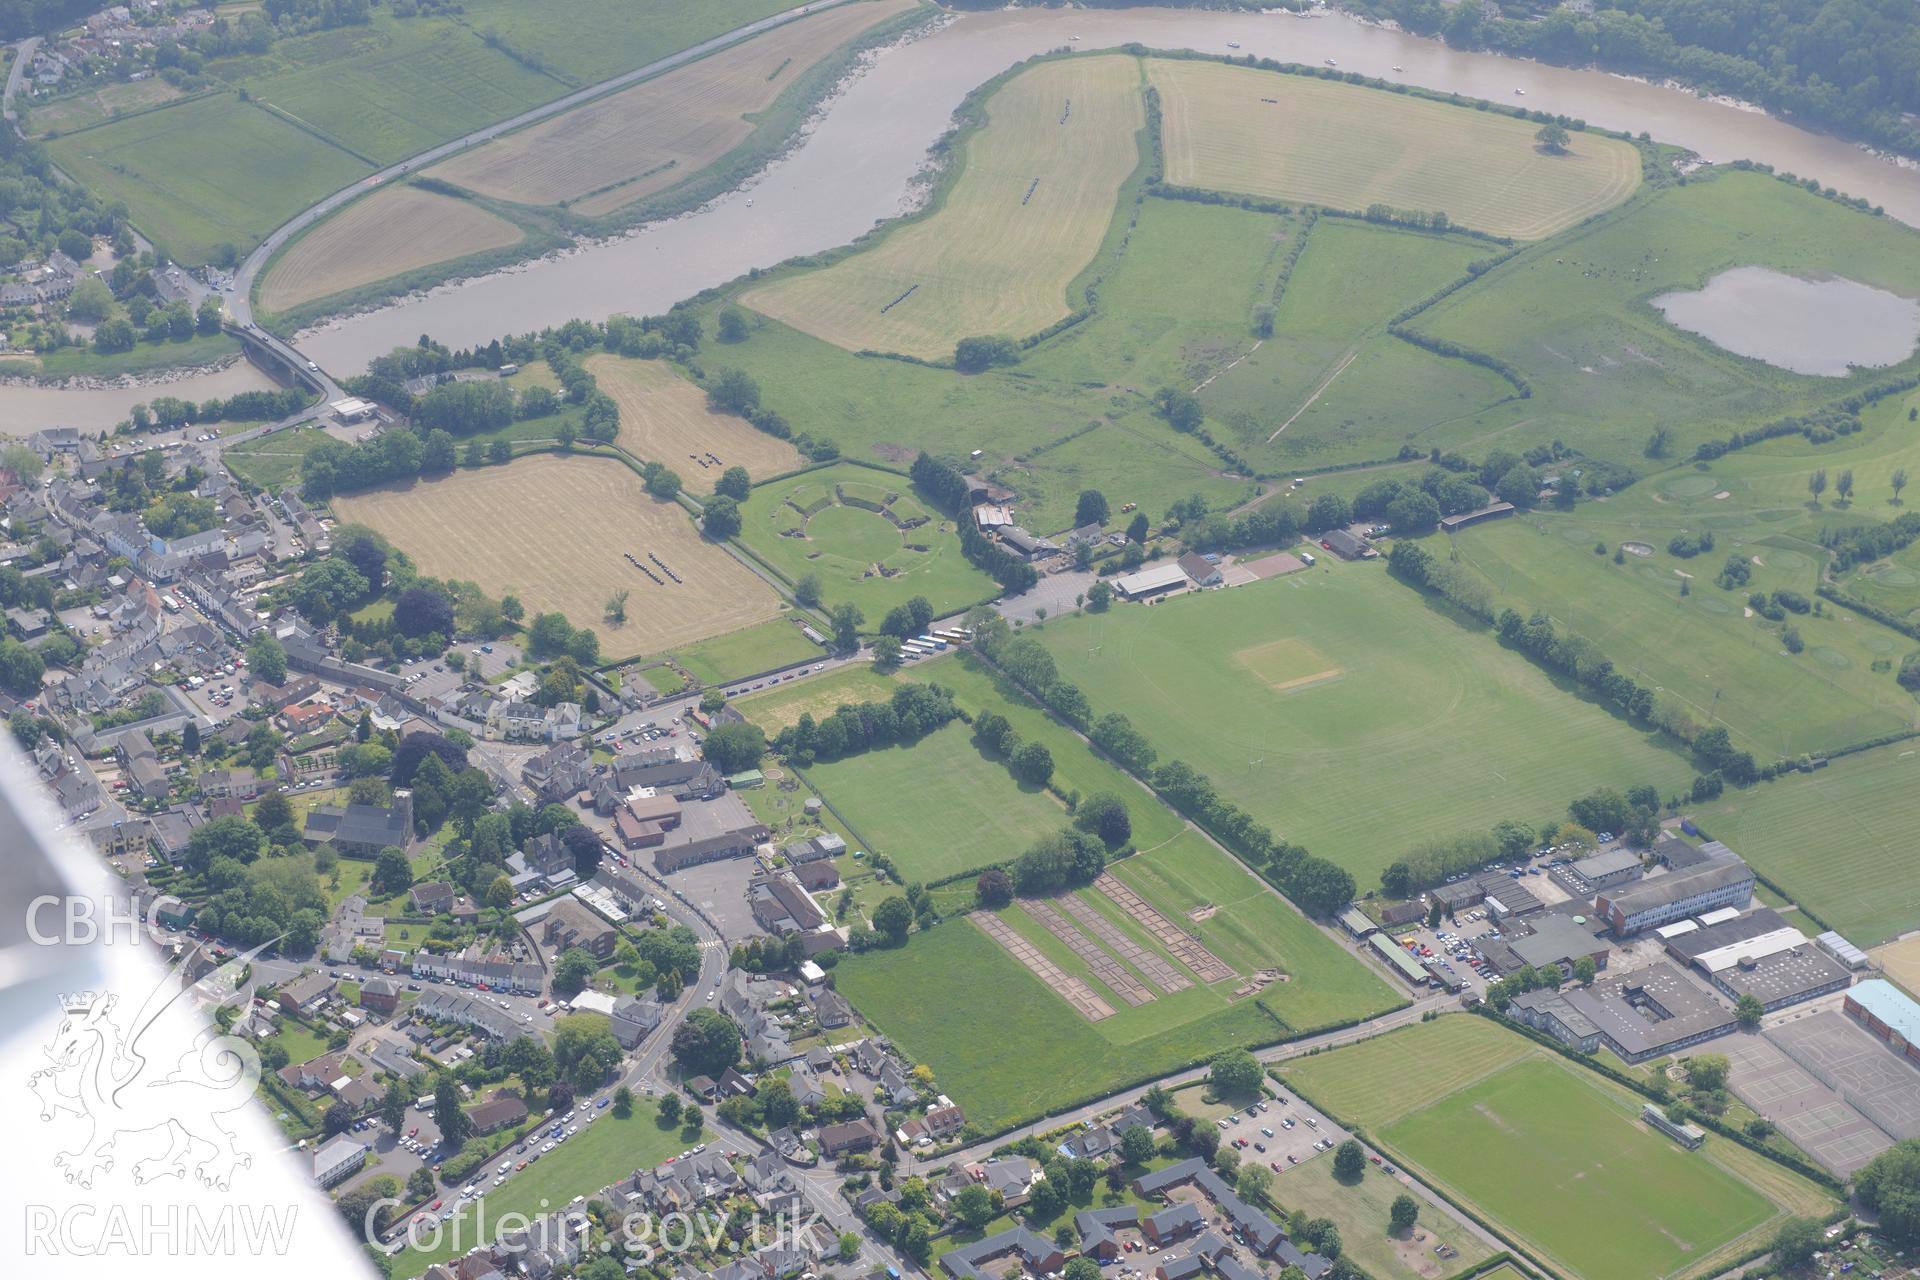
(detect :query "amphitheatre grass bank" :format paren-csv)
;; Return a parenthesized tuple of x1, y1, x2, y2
(1148, 58, 1641, 239)
(331, 454, 781, 657)
(735, 462, 998, 617)
(742, 54, 1145, 358)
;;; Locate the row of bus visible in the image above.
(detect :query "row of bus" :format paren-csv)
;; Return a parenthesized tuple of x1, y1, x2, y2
(897, 626, 973, 659)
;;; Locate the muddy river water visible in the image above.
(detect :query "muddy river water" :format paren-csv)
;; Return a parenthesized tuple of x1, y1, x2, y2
(9, 4, 1920, 429)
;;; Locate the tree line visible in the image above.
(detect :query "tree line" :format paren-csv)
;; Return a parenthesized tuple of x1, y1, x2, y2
(909, 452, 1040, 593)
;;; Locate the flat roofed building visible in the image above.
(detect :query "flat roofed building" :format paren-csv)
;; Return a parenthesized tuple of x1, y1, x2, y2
(1567, 847, 1644, 891)
(1114, 562, 1191, 600)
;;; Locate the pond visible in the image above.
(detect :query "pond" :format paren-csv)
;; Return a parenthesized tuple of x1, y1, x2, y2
(1652, 267, 1920, 376)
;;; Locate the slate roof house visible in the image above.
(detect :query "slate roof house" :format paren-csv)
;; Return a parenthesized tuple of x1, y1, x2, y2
(306, 790, 414, 856)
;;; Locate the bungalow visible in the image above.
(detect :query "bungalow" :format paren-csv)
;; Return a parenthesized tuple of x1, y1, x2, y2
(1177, 552, 1223, 587)
(469, 1095, 529, 1135)
(941, 1227, 1063, 1280)
(818, 1115, 882, 1157)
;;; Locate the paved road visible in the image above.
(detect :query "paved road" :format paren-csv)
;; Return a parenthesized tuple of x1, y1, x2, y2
(227, 0, 860, 342)
(3, 37, 38, 122)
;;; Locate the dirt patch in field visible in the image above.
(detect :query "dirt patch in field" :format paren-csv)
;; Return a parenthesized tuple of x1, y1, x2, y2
(1622, 541, 1654, 557)
(1095, 872, 1235, 985)
(332, 453, 781, 657)
(259, 185, 524, 312)
(584, 354, 803, 485)
(1233, 637, 1343, 692)
(427, 0, 916, 213)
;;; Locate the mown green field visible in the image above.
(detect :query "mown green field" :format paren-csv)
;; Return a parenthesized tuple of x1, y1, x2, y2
(48, 93, 371, 264)
(736, 663, 902, 734)
(389, 1099, 708, 1278)
(1693, 739, 1920, 945)
(802, 720, 1065, 882)
(1270, 1155, 1493, 1280)
(453, 0, 808, 86)
(902, 651, 1187, 849)
(1386, 1057, 1774, 1280)
(736, 463, 999, 617)
(1284, 1018, 1836, 1280)
(1035, 561, 1689, 886)
(670, 617, 823, 684)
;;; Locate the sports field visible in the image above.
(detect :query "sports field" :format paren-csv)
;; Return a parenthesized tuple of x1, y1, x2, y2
(736, 463, 998, 617)
(835, 840, 1396, 1131)
(1147, 60, 1641, 239)
(258, 186, 525, 312)
(582, 355, 804, 484)
(1692, 740, 1920, 946)
(331, 454, 781, 657)
(803, 720, 1066, 882)
(429, 0, 916, 214)
(1283, 1018, 1836, 1280)
(48, 93, 371, 264)
(743, 54, 1145, 357)
(1036, 561, 1689, 886)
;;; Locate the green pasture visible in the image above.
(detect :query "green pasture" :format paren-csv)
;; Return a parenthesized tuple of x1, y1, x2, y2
(1447, 509, 1917, 757)
(670, 617, 823, 685)
(235, 17, 562, 165)
(736, 663, 901, 734)
(802, 720, 1065, 882)
(1409, 170, 1920, 468)
(1202, 218, 1512, 468)
(1693, 739, 1920, 945)
(736, 464, 998, 617)
(692, 306, 1250, 534)
(1036, 560, 1689, 887)
(453, 0, 808, 86)
(225, 425, 341, 493)
(48, 93, 371, 264)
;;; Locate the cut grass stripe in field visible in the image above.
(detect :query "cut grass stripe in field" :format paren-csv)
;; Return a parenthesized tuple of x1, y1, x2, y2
(1149, 59, 1640, 240)
(743, 54, 1145, 357)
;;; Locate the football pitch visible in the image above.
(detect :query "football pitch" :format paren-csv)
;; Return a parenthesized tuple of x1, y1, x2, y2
(1283, 1018, 1837, 1280)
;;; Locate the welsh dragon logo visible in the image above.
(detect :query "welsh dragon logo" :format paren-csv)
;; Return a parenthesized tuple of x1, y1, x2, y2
(28, 941, 267, 1190)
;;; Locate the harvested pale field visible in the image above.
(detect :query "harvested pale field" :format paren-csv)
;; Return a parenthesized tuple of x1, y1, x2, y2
(1148, 59, 1641, 239)
(743, 54, 1144, 357)
(583, 354, 803, 486)
(258, 185, 524, 312)
(426, 0, 916, 215)
(332, 455, 781, 656)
